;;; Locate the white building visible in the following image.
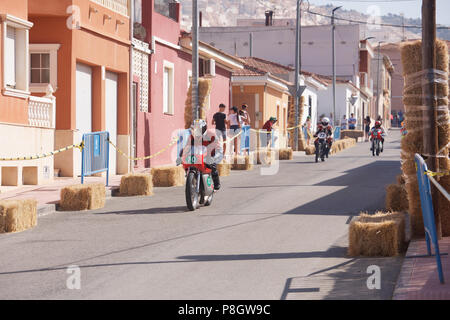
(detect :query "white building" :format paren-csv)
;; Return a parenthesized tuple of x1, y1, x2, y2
(200, 24, 361, 81)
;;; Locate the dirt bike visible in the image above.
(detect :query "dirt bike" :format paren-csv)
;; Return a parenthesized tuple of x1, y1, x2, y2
(315, 131, 329, 163)
(371, 129, 383, 157)
(181, 149, 215, 211)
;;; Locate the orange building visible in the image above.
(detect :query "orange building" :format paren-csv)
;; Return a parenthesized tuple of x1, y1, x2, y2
(0, 0, 132, 188)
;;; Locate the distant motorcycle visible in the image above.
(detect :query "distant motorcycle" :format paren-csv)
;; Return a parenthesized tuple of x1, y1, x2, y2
(371, 129, 383, 156)
(315, 132, 329, 163)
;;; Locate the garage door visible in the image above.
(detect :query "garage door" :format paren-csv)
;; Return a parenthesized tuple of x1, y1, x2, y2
(76, 63, 93, 176)
(105, 71, 118, 175)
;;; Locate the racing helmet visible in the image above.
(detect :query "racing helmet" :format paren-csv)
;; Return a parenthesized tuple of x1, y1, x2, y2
(321, 117, 330, 126)
(375, 121, 381, 128)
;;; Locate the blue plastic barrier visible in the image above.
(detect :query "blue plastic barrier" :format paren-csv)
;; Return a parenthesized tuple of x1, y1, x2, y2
(334, 127, 341, 141)
(415, 153, 445, 284)
(240, 125, 251, 153)
(81, 131, 110, 186)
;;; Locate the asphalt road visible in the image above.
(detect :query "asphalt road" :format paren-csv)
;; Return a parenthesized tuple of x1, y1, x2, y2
(0, 130, 404, 300)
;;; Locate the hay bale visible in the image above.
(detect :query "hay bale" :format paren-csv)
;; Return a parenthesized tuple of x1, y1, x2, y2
(119, 174, 153, 196)
(341, 130, 364, 142)
(385, 184, 409, 212)
(231, 155, 253, 170)
(305, 145, 315, 155)
(255, 149, 275, 165)
(151, 166, 185, 187)
(359, 211, 406, 251)
(288, 96, 306, 149)
(184, 78, 212, 129)
(59, 183, 105, 211)
(218, 162, 231, 177)
(0, 199, 37, 233)
(396, 174, 406, 185)
(279, 148, 293, 160)
(400, 39, 450, 237)
(348, 220, 400, 257)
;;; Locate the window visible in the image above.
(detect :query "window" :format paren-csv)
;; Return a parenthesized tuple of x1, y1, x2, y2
(29, 44, 60, 92)
(163, 61, 174, 115)
(2, 14, 33, 98)
(31, 53, 50, 84)
(5, 26, 16, 88)
(134, 0, 142, 24)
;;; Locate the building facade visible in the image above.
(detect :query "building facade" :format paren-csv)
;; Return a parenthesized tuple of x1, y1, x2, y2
(135, 0, 243, 168)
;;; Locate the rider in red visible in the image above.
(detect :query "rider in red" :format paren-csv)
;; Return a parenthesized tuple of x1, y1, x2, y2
(177, 120, 222, 190)
(370, 121, 386, 152)
(313, 117, 333, 155)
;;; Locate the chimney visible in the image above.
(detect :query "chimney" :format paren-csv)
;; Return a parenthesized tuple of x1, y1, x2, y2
(265, 10, 273, 26)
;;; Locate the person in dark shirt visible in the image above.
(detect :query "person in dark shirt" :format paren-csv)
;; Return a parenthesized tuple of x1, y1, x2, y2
(212, 103, 227, 154)
(262, 117, 277, 147)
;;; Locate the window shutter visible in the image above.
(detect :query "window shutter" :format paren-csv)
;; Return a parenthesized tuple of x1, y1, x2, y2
(163, 67, 169, 113)
(5, 26, 16, 87)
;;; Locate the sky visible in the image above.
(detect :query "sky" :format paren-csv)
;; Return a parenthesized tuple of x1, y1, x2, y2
(307, 0, 450, 25)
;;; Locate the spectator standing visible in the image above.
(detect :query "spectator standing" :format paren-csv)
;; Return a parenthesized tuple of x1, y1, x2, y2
(364, 116, 371, 141)
(341, 115, 348, 130)
(240, 104, 251, 155)
(212, 103, 227, 154)
(348, 113, 357, 130)
(262, 117, 278, 147)
(227, 106, 241, 155)
(305, 116, 312, 145)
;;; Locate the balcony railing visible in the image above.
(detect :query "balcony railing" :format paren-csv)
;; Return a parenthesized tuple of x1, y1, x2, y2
(90, 0, 129, 16)
(28, 89, 55, 128)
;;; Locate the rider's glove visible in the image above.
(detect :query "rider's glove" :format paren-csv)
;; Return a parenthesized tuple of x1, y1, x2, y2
(204, 156, 214, 165)
(176, 157, 182, 166)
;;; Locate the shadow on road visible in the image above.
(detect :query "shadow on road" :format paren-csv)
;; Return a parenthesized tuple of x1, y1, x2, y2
(96, 206, 188, 215)
(283, 160, 401, 216)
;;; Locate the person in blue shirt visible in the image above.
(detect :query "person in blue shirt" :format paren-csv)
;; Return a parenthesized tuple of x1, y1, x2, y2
(348, 113, 357, 130)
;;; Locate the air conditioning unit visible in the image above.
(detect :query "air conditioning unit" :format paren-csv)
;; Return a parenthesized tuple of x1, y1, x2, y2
(203, 59, 215, 77)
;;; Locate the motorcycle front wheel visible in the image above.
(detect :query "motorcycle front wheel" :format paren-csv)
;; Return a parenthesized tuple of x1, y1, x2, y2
(376, 140, 381, 156)
(186, 171, 199, 211)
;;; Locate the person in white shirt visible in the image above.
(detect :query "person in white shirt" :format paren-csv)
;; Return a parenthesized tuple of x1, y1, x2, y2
(227, 106, 241, 155)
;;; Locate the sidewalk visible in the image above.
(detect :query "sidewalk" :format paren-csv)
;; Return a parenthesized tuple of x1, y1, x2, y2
(0, 175, 122, 215)
(393, 237, 450, 299)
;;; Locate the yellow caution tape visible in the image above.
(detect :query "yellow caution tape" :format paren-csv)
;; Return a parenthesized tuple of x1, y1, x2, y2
(425, 170, 450, 177)
(109, 137, 179, 161)
(224, 131, 243, 143)
(0, 143, 84, 161)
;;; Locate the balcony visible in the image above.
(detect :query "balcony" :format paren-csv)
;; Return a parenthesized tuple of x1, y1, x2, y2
(28, 86, 56, 128)
(90, 0, 129, 16)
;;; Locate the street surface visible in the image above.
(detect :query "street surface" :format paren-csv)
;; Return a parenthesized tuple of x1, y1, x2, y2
(0, 130, 403, 300)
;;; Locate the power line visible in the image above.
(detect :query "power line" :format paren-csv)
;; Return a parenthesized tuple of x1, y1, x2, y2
(306, 8, 450, 30)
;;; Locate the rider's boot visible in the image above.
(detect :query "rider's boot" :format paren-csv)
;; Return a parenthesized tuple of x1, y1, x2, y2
(212, 175, 221, 190)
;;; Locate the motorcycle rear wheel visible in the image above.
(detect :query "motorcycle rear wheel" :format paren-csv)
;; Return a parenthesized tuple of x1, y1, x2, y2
(185, 171, 199, 211)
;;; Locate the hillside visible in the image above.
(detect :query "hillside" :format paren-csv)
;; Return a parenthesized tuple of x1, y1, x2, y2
(179, 0, 450, 43)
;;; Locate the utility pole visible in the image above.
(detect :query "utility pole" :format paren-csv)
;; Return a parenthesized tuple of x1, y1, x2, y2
(332, 6, 342, 127)
(422, 0, 441, 234)
(294, 0, 302, 151)
(192, 0, 199, 121)
(376, 41, 383, 121)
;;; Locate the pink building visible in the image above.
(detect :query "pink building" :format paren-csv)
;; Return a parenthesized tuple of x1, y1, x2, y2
(133, 0, 243, 168)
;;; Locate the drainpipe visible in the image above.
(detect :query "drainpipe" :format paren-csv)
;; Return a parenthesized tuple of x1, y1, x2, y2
(129, 0, 134, 173)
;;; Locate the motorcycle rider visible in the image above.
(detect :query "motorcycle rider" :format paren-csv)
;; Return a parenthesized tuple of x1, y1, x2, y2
(369, 121, 386, 152)
(313, 117, 333, 156)
(177, 120, 222, 190)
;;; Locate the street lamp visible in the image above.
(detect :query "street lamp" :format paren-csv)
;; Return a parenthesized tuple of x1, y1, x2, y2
(331, 6, 342, 128)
